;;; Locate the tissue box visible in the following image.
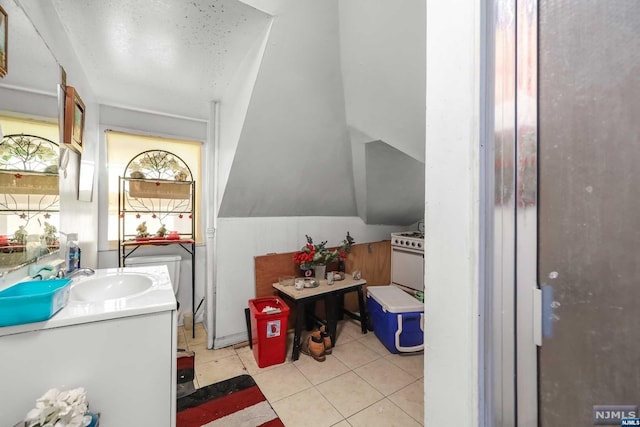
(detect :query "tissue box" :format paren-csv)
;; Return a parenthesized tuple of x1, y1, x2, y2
(0, 278, 71, 327)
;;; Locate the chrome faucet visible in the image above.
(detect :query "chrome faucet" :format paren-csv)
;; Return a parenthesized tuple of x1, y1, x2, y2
(58, 267, 95, 278)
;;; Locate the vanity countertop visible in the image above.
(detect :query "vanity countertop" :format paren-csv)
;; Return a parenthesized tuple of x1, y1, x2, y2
(0, 266, 176, 337)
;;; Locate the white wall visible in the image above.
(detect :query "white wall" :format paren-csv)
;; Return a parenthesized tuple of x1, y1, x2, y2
(338, 0, 426, 163)
(425, 1, 481, 426)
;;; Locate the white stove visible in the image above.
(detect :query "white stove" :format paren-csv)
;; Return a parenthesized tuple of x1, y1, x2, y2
(390, 231, 425, 294)
(391, 231, 425, 252)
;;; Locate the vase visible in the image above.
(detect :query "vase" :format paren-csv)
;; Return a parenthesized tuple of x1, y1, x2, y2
(313, 264, 326, 280)
(300, 265, 313, 277)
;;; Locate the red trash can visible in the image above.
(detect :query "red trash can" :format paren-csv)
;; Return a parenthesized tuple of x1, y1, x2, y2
(248, 296, 290, 368)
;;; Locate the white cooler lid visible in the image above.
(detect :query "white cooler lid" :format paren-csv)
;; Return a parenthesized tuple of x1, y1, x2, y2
(367, 285, 423, 313)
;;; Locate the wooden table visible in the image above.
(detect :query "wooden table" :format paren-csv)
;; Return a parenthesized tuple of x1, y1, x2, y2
(273, 277, 368, 361)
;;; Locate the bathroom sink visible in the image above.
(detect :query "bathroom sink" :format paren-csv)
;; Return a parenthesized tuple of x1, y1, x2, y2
(70, 273, 154, 302)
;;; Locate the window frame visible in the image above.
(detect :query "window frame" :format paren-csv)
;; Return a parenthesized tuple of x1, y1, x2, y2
(100, 127, 204, 251)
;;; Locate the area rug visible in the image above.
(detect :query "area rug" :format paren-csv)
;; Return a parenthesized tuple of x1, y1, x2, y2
(177, 374, 284, 427)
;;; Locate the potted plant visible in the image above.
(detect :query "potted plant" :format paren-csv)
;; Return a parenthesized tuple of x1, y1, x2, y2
(293, 234, 349, 279)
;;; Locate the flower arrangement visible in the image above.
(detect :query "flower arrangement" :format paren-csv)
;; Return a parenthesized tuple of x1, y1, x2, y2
(24, 387, 95, 427)
(293, 233, 355, 269)
(339, 232, 355, 258)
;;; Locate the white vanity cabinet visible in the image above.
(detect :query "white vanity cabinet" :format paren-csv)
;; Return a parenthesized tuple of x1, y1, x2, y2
(0, 266, 177, 427)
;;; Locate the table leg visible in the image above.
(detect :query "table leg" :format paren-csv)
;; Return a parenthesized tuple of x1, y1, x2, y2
(305, 300, 317, 331)
(336, 293, 345, 321)
(357, 286, 368, 335)
(325, 293, 338, 347)
(292, 301, 305, 361)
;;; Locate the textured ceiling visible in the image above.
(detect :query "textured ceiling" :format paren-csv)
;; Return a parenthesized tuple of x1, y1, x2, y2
(50, 0, 271, 119)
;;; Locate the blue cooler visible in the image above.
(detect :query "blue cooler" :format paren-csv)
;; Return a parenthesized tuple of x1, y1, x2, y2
(367, 286, 424, 354)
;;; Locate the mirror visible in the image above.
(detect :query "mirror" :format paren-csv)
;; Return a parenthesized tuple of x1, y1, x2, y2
(0, 0, 61, 273)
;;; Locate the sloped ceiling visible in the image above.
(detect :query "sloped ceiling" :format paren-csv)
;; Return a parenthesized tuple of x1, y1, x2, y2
(364, 141, 424, 225)
(218, 0, 357, 217)
(50, 0, 271, 119)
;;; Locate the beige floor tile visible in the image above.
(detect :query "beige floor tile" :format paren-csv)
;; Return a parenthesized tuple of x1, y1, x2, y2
(237, 345, 290, 376)
(332, 340, 381, 370)
(357, 333, 392, 356)
(331, 421, 352, 427)
(385, 352, 424, 379)
(337, 319, 366, 340)
(185, 322, 207, 346)
(347, 398, 421, 427)
(388, 379, 424, 425)
(354, 358, 415, 396)
(192, 345, 237, 366)
(195, 354, 247, 388)
(271, 387, 344, 427)
(293, 353, 350, 385)
(334, 330, 356, 347)
(234, 343, 252, 354)
(253, 363, 312, 402)
(316, 371, 384, 418)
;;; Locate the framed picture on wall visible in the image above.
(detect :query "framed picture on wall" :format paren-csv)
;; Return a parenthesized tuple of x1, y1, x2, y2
(64, 86, 85, 153)
(0, 5, 7, 77)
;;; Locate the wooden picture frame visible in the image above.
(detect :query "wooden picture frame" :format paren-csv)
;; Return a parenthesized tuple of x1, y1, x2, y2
(64, 86, 85, 153)
(0, 5, 7, 77)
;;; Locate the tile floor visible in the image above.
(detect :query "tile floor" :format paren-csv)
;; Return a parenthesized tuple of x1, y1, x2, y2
(178, 320, 424, 427)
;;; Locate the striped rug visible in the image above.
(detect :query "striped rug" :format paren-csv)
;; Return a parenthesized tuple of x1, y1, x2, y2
(177, 374, 284, 427)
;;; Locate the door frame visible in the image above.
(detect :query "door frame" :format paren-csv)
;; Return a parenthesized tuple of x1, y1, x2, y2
(484, 0, 539, 425)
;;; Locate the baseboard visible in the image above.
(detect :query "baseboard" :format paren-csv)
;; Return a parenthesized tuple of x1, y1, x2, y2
(214, 331, 247, 349)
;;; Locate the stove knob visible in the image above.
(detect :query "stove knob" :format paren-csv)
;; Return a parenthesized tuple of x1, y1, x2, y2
(411, 242, 415, 247)
(417, 243, 422, 249)
(400, 240, 404, 245)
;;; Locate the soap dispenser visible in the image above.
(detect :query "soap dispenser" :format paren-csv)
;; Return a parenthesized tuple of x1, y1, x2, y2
(66, 233, 80, 273)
